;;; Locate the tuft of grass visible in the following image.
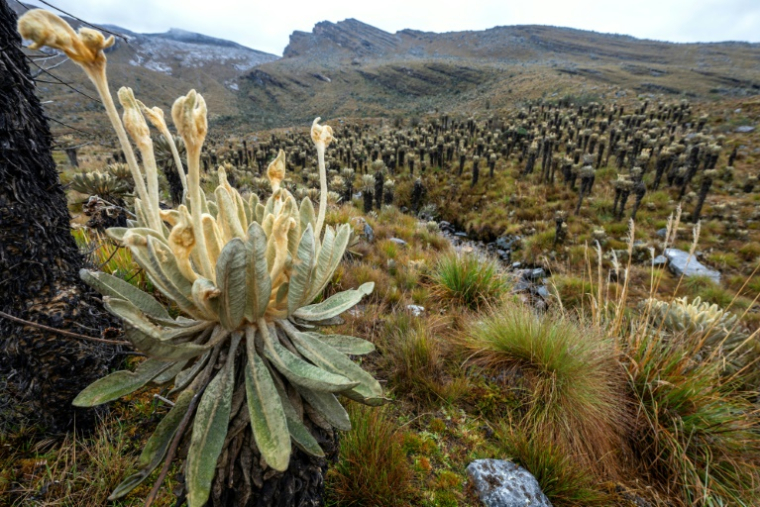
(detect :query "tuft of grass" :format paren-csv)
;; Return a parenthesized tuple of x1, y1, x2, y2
(379, 314, 466, 405)
(430, 252, 506, 310)
(327, 404, 417, 507)
(624, 329, 760, 505)
(461, 305, 628, 476)
(493, 424, 613, 507)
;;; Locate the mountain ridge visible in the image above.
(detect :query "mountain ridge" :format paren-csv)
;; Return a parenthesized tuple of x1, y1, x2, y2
(9, 1, 760, 135)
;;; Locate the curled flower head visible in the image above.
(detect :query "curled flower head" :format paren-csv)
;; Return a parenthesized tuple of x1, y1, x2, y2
(17, 10, 113, 71)
(311, 117, 334, 149)
(137, 100, 168, 131)
(172, 90, 208, 152)
(118, 87, 150, 147)
(267, 150, 286, 193)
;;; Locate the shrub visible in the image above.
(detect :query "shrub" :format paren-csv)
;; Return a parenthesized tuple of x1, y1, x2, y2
(431, 252, 506, 310)
(328, 404, 416, 506)
(461, 305, 627, 476)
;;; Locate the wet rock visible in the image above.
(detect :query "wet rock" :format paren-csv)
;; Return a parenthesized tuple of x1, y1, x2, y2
(664, 248, 721, 284)
(466, 459, 552, 507)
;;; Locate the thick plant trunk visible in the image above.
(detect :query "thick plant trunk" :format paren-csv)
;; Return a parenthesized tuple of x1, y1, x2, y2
(202, 418, 338, 507)
(0, 0, 120, 433)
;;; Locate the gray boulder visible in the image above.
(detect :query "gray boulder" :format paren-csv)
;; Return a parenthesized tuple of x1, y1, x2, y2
(664, 248, 721, 284)
(466, 459, 552, 507)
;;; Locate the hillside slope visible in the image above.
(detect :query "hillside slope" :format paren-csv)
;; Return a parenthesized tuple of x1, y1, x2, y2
(10, 1, 760, 135)
(239, 20, 760, 128)
(9, 0, 278, 136)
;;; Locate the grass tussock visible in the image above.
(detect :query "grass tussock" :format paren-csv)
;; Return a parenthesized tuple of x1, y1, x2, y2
(461, 304, 629, 477)
(624, 328, 760, 505)
(378, 314, 467, 405)
(431, 252, 507, 310)
(493, 424, 613, 507)
(328, 404, 417, 507)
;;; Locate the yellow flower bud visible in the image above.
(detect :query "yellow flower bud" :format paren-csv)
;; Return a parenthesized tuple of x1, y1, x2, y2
(310, 117, 333, 148)
(17, 10, 113, 71)
(172, 90, 208, 151)
(118, 87, 150, 147)
(267, 150, 286, 193)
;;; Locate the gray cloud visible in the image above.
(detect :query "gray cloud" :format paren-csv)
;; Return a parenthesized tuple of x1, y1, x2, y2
(22, 0, 760, 56)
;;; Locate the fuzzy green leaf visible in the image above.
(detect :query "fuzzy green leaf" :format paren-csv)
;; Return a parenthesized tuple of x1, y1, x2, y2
(216, 238, 247, 330)
(299, 198, 316, 234)
(285, 326, 384, 405)
(215, 186, 246, 240)
(295, 386, 351, 431)
(172, 351, 211, 393)
(293, 282, 374, 321)
(260, 325, 358, 393)
(124, 327, 209, 361)
(245, 329, 290, 471)
(73, 358, 171, 407)
(271, 375, 325, 457)
(307, 332, 375, 355)
(186, 334, 239, 507)
(245, 223, 272, 322)
(104, 298, 213, 342)
(288, 225, 315, 315)
(80, 269, 170, 320)
(108, 389, 194, 500)
(152, 359, 188, 385)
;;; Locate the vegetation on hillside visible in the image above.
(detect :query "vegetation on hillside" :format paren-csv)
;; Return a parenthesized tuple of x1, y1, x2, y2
(3, 6, 760, 507)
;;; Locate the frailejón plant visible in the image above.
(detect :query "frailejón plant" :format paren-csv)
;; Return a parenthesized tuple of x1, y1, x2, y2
(18, 9, 382, 506)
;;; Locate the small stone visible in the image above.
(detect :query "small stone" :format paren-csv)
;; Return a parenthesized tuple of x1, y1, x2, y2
(455, 231, 468, 238)
(536, 285, 550, 298)
(466, 459, 552, 507)
(389, 237, 407, 246)
(523, 268, 546, 281)
(735, 125, 755, 133)
(406, 305, 425, 317)
(652, 255, 667, 266)
(656, 228, 668, 239)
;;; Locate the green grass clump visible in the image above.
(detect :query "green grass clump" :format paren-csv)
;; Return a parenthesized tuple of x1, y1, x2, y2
(379, 314, 465, 405)
(624, 330, 760, 505)
(327, 405, 416, 507)
(431, 252, 506, 310)
(462, 305, 627, 476)
(493, 424, 612, 507)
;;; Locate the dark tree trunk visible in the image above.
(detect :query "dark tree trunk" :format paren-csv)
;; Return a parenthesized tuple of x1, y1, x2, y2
(0, 0, 120, 433)
(204, 419, 339, 507)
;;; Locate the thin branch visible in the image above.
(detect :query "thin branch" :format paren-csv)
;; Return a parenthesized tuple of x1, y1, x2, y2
(0, 309, 130, 346)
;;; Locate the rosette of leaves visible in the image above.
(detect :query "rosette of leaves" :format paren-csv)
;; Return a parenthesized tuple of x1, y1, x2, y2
(76, 149, 381, 507)
(645, 296, 750, 365)
(70, 170, 130, 201)
(17, 11, 383, 506)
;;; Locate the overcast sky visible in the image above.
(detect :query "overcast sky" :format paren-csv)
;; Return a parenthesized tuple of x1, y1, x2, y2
(22, 0, 760, 56)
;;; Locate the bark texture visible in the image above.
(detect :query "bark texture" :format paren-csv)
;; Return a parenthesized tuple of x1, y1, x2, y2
(0, 0, 120, 433)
